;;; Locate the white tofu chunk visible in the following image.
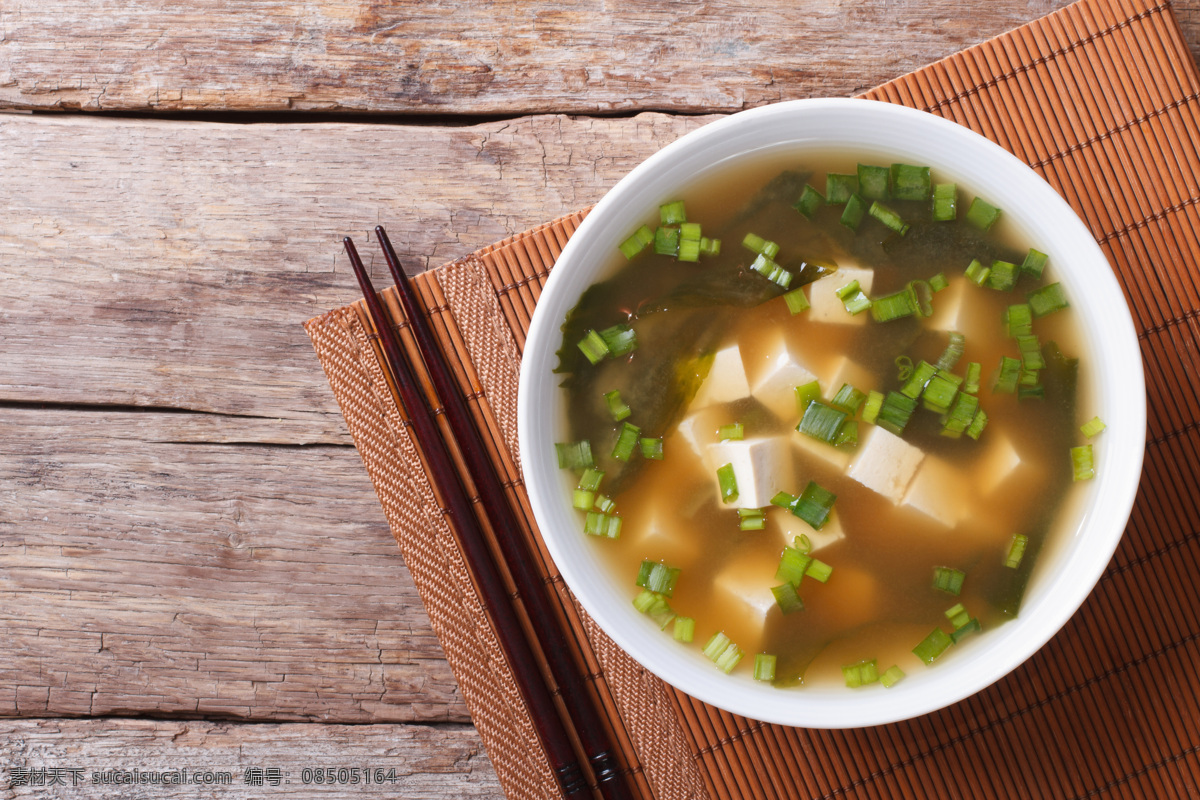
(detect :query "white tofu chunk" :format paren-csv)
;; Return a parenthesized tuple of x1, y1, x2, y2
(817, 356, 876, 399)
(712, 550, 779, 640)
(926, 278, 968, 332)
(792, 430, 851, 471)
(691, 343, 751, 409)
(807, 265, 875, 325)
(706, 437, 793, 509)
(846, 426, 925, 503)
(978, 433, 1024, 495)
(773, 507, 847, 553)
(622, 497, 703, 565)
(903, 457, 970, 529)
(749, 335, 817, 421)
(671, 406, 729, 466)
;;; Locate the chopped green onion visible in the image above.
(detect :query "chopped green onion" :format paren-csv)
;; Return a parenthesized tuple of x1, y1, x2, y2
(794, 534, 812, 554)
(633, 589, 674, 629)
(877, 391, 918, 435)
(841, 193, 869, 231)
(933, 566, 965, 596)
(950, 617, 982, 643)
(794, 481, 837, 531)
(771, 582, 805, 614)
(929, 271, 949, 292)
(798, 401, 848, 445)
(611, 421, 641, 462)
(932, 183, 957, 221)
(842, 658, 879, 688)
(831, 384, 866, 414)
(750, 253, 793, 288)
(592, 494, 615, 514)
(1004, 533, 1029, 569)
(1081, 416, 1107, 438)
(988, 260, 1018, 291)
(702, 632, 744, 674)
(868, 201, 910, 235)
(783, 287, 810, 315)
(909, 279, 934, 316)
(936, 332, 966, 371)
(599, 323, 637, 356)
(941, 392, 979, 438)
(770, 491, 798, 511)
(964, 258, 991, 286)
(835, 419, 859, 448)
(1028, 282, 1069, 317)
(636, 560, 681, 597)
(880, 665, 906, 688)
(577, 329, 610, 364)
(793, 185, 825, 219)
(673, 616, 695, 642)
(585, 511, 621, 539)
(699, 237, 721, 257)
(717, 463, 739, 503)
(573, 489, 595, 510)
(857, 164, 890, 200)
(578, 467, 604, 492)
(604, 389, 631, 421)
(966, 197, 1001, 231)
(775, 545, 813, 586)
(753, 653, 777, 682)
(826, 173, 858, 204)
(640, 437, 664, 460)
(993, 355, 1021, 394)
(653, 226, 679, 257)
(901, 360, 938, 399)
(1071, 444, 1095, 481)
(862, 390, 885, 424)
(737, 507, 766, 531)
(913, 628, 953, 664)
(677, 222, 703, 262)
(1017, 334, 1045, 371)
(871, 286, 920, 322)
(659, 200, 687, 225)
(1005, 304, 1033, 338)
(795, 380, 821, 413)
(895, 355, 914, 382)
(718, 422, 745, 441)
(1022, 248, 1049, 278)
(742, 232, 780, 259)
(945, 603, 971, 630)
(891, 163, 931, 201)
(805, 557, 833, 583)
(1018, 383, 1045, 401)
(556, 440, 594, 471)
(964, 362, 982, 395)
(923, 372, 960, 414)
(835, 279, 872, 315)
(966, 408, 989, 440)
(619, 225, 655, 259)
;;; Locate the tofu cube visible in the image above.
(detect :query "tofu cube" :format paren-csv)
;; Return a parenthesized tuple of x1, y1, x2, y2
(978, 433, 1024, 495)
(707, 437, 793, 509)
(817, 356, 877, 400)
(749, 335, 818, 421)
(903, 457, 969, 529)
(807, 265, 875, 325)
(846, 426, 925, 503)
(926, 278, 968, 332)
(792, 431, 851, 472)
(691, 343, 751, 409)
(671, 406, 730, 466)
(774, 507, 847, 553)
(622, 503, 702, 565)
(712, 550, 779, 640)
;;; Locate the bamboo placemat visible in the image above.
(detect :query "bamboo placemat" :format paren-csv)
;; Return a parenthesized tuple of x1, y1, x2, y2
(306, 0, 1200, 796)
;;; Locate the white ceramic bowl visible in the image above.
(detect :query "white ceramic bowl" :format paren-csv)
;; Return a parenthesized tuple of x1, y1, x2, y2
(517, 98, 1145, 728)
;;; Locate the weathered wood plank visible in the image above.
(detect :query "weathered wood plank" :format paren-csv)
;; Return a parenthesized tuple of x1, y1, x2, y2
(0, 113, 709, 441)
(0, 408, 466, 723)
(0, 0, 1088, 114)
(0, 719, 500, 798)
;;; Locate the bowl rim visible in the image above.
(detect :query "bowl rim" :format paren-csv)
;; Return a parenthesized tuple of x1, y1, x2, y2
(517, 97, 1146, 728)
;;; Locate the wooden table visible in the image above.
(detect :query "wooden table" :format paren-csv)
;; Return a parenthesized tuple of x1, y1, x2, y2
(2, 2, 1197, 796)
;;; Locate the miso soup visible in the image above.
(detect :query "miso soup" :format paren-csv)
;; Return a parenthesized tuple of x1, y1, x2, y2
(554, 153, 1098, 688)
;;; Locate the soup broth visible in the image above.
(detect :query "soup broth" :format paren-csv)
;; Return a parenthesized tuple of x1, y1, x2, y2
(555, 151, 1091, 688)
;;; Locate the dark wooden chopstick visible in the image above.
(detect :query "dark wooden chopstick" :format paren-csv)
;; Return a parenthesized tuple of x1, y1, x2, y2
(343, 237, 590, 799)
(373, 226, 634, 800)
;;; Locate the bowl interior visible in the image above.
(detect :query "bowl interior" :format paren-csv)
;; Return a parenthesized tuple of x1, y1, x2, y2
(518, 98, 1145, 728)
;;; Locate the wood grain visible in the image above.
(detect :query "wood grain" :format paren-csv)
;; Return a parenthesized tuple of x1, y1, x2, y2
(0, 718, 500, 798)
(0, 0, 1084, 114)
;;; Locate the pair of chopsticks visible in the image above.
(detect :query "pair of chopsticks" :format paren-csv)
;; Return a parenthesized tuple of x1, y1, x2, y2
(344, 228, 634, 800)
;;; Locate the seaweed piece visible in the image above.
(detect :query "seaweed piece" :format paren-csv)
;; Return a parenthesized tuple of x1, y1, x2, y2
(883, 220, 1024, 272)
